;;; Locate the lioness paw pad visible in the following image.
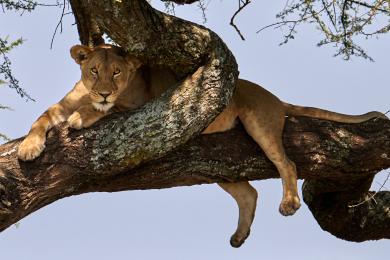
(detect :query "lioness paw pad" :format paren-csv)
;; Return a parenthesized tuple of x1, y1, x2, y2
(17, 135, 45, 161)
(67, 112, 83, 129)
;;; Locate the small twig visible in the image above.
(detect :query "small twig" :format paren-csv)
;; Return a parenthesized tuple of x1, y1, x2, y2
(280, 5, 311, 45)
(256, 20, 300, 34)
(362, 24, 390, 37)
(230, 0, 251, 40)
(50, 0, 67, 49)
(339, 0, 354, 56)
(197, 0, 207, 23)
(0, 104, 13, 111)
(322, 0, 337, 29)
(164, 1, 175, 15)
(36, 2, 64, 7)
(348, 171, 390, 208)
(349, 0, 389, 14)
(375, 181, 389, 190)
(332, 1, 338, 32)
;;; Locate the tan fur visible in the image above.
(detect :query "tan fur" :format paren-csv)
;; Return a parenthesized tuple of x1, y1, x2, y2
(18, 45, 388, 247)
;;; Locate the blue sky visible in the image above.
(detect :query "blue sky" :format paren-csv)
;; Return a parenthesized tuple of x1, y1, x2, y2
(0, 1, 389, 259)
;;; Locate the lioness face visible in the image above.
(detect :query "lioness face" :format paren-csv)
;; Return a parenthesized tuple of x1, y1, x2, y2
(70, 44, 142, 112)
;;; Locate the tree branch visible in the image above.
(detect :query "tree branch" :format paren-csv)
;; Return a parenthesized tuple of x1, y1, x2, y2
(0, 117, 389, 241)
(230, 0, 251, 41)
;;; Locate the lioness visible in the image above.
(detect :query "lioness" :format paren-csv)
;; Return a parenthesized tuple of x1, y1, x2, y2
(18, 44, 387, 247)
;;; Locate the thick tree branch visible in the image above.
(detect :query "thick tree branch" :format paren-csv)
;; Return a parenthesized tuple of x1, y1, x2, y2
(0, 117, 389, 241)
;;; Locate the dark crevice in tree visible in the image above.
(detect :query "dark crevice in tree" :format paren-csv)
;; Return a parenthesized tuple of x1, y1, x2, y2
(68, 0, 104, 47)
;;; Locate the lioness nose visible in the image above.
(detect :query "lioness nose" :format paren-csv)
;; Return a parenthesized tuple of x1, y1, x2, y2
(99, 92, 111, 99)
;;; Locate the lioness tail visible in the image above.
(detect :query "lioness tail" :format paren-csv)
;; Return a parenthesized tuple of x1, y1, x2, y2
(283, 102, 388, 123)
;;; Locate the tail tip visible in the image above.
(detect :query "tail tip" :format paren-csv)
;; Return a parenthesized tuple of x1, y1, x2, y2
(368, 111, 389, 120)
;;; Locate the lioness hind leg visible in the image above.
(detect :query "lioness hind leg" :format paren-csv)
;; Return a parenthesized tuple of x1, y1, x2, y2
(240, 115, 301, 216)
(218, 182, 258, 248)
(273, 154, 300, 216)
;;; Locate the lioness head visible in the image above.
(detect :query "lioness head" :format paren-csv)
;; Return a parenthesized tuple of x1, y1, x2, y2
(70, 44, 142, 112)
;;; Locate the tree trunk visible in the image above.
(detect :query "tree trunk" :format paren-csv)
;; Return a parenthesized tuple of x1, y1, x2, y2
(0, 0, 388, 244)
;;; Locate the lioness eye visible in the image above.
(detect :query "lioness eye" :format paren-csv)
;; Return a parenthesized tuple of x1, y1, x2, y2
(90, 68, 98, 74)
(113, 69, 121, 76)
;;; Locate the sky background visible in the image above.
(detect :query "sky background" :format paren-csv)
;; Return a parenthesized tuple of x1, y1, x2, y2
(0, 1, 389, 259)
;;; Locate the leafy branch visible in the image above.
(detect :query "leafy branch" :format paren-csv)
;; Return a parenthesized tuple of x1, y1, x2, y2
(257, 0, 390, 61)
(0, 37, 35, 100)
(0, 72, 13, 142)
(0, 0, 37, 12)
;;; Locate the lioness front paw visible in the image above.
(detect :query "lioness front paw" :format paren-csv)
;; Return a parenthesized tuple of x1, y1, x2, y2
(67, 112, 83, 129)
(279, 195, 301, 216)
(17, 135, 46, 161)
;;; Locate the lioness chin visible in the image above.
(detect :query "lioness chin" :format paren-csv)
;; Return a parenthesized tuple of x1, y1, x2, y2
(17, 44, 388, 248)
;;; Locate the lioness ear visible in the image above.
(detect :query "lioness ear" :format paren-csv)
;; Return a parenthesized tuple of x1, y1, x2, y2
(70, 45, 92, 65)
(126, 55, 142, 70)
